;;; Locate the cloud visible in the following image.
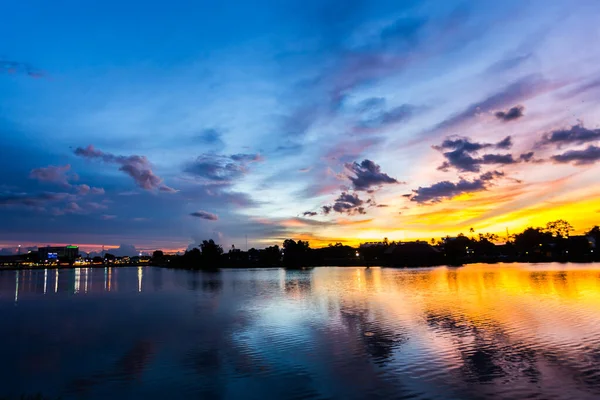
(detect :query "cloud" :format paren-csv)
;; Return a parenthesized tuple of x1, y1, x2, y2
(1, 58, 45, 78)
(435, 136, 517, 172)
(76, 184, 105, 195)
(87, 202, 108, 211)
(431, 75, 550, 133)
(322, 192, 367, 215)
(561, 78, 600, 99)
(190, 210, 219, 221)
(485, 53, 532, 74)
(551, 145, 600, 166)
(184, 153, 263, 183)
(345, 159, 399, 191)
(411, 171, 504, 203)
(519, 152, 535, 162)
(359, 104, 420, 129)
(29, 165, 74, 187)
(101, 214, 117, 220)
(195, 128, 225, 148)
(74, 145, 175, 192)
(51, 201, 85, 216)
(303, 211, 318, 217)
(537, 124, 600, 148)
(494, 105, 524, 122)
(0, 192, 73, 208)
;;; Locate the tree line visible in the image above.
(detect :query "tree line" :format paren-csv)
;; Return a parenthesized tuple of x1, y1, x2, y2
(152, 220, 600, 269)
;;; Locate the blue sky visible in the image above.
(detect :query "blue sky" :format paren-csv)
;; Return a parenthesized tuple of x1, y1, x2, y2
(2, 0, 600, 254)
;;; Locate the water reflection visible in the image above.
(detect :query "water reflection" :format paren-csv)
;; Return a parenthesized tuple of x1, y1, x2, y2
(1, 264, 600, 399)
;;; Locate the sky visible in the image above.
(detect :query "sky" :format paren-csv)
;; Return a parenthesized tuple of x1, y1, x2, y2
(1, 0, 600, 254)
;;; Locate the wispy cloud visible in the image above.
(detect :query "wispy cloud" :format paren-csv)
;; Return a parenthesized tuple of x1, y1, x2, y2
(1, 58, 46, 78)
(74, 145, 175, 192)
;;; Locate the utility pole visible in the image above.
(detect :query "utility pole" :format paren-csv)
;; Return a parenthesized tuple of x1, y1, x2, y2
(506, 227, 510, 242)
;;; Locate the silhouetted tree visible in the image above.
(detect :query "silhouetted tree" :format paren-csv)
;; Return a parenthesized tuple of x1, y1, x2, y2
(283, 239, 311, 267)
(152, 250, 164, 259)
(513, 227, 553, 256)
(587, 226, 600, 241)
(545, 219, 574, 238)
(200, 239, 223, 267)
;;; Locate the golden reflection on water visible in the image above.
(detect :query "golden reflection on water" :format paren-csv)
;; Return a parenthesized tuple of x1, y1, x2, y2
(313, 264, 600, 357)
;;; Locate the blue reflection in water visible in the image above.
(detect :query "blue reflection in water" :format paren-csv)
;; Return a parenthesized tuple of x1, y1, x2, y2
(1, 265, 600, 399)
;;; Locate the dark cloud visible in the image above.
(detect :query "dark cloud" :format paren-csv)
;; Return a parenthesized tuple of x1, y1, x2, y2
(74, 145, 175, 192)
(411, 171, 504, 204)
(495, 136, 513, 149)
(0, 192, 73, 209)
(230, 153, 264, 163)
(435, 136, 516, 172)
(1, 58, 45, 78)
(345, 159, 399, 191)
(322, 192, 367, 215)
(519, 152, 535, 162)
(537, 124, 600, 148)
(190, 211, 219, 221)
(303, 211, 318, 217)
(551, 145, 600, 166)
(494, 105, 524, 122)
(184, 153, 263, 183)
(481, 153, 516, 164)
(431, 75, 549, 133)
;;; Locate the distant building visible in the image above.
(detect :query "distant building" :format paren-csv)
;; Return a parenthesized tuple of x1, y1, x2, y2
(38, 245, 79, 262)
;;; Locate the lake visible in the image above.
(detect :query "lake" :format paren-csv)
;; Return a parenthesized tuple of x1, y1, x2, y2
(1, 264, 600, 399)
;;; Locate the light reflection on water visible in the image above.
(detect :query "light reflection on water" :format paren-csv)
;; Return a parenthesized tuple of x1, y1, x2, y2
(1, 264, 600, 399)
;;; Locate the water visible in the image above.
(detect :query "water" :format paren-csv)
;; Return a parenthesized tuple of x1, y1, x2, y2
(2, 264, 600, 399)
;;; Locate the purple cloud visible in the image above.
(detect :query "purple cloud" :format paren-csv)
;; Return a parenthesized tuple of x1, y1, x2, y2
(494, 105, 525, 122)
(411, 171, 504, 203)
(74, 145, 175, 192)
(345, 159, 399, 191)
(435, 136, 517, 172)
(431, 75, 550, 133)
(29, 165, 75, 187)
(537, 124, 600, 148)
(551, 145, 600, 166)
(185, 153, 263, 183)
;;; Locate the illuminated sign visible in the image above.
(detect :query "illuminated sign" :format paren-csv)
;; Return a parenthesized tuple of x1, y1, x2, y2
(48, 252, 58, 259)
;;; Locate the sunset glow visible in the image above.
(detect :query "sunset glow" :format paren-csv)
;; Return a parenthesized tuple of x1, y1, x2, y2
(1, 0, 600, 254)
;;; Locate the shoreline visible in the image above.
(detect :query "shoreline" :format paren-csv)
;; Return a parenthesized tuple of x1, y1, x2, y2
(2, 259, 600, 272)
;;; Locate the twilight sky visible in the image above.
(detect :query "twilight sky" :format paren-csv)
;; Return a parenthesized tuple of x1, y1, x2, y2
(1, 0, 600, 253)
